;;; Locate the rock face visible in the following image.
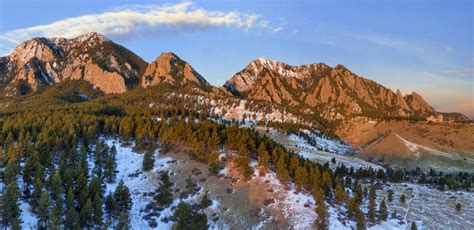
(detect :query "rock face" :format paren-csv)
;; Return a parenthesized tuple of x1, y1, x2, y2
(141, 52, 209, 89)
(0, 32, 147, 95)
(224, 58, 439, 120)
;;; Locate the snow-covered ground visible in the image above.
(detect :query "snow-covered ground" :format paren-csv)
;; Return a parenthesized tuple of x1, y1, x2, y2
(20, 201, 37, 229)
(103, 139, 221, 229)
(298, 150, 384, 171)
(288, 132, 351, 154)
(258, 171, 318, 229)
(103, 139, 174, 229)
(265, 129, 383, 171)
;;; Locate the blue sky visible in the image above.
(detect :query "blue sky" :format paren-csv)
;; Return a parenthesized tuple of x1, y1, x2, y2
(0, 0, 472, 116)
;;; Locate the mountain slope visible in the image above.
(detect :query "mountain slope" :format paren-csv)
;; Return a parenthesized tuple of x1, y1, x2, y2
(224, 58, 439, 120)
(0, 32, 147, 95)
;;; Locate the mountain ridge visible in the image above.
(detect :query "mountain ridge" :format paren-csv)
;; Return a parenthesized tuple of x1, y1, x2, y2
(0, 32, 469, 122)
(224, 57, 467, 122)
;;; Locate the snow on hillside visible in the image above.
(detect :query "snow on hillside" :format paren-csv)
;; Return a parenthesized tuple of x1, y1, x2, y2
(102, 139, 221, 229)
(103, 139, 174, 229)
(288, 132, 351, 154)
(298, 150, 384, 171)
(396, 133, 462, 159)
(263, 129, 383, 171)
(257, 171, 318, 228)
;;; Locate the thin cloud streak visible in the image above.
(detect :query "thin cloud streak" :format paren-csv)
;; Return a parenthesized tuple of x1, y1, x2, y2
(0, 2, 275, 55)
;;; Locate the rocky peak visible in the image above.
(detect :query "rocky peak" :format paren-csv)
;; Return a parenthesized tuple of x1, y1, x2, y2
(0, 32, 147, 95)
(9, 37, 64, 66)
(141, 52, 209, 88)
(395, 89, 410, 111)
(404, 91, 436, 114)
(76, 32, 109, 42)
(226, 58, 334, 94)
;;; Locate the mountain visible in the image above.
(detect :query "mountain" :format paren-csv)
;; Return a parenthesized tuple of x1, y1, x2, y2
(224, 58, 440, 120)
(141, 52, 209, 89)
(0, 32, 147, 95)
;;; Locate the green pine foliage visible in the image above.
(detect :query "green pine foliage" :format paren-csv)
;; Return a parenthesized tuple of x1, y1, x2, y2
(378, 198, 388, 222)
(155, 173, 173, 206)
(142, 150, 155, 171)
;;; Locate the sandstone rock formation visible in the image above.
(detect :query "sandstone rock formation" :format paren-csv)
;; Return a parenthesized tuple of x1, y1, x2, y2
(0, 32, 147, 95)
(225, 58, 439, 120)
(141, 52, 209, 89)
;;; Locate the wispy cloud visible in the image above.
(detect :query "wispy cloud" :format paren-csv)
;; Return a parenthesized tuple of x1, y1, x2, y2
(272, 27, 283, 33)
(445, 69, 473, 76)
(0, 2, 275, 55)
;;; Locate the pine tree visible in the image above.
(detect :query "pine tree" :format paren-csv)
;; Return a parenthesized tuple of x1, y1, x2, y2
(400, 194, 406, 203)
(411, 221, 417, 230)
(1, 181, 22, 227)
(200, 190, 212, 208)
(155, 174, 173, 206)
(315, 187, 328, 229)
(114, 179, 132, 213)
(387, 189, 393, 202)
(88, 177, 103, 201)
(295, 166, 308, 191)
(48, 201, 63, 230)
(105, 191, 117, 221)
(335, 181, 347, 204)
(37, 189, 52, 228)
(173, 202, 193, 229)
(142, 150, 155, 171)
(104, 147, 118, 183)
(4, 158, 20, 185)
(378, 198, 388, 222)
(322, 171, 333, 194)
(355, 184, 363, 205)
(191, 212, 209, 230)
(275, 156, 290, 184)
(80, 199, 94, 228)
(116, 211, 131, 230)
(456, 202, 462, 212)
(367, 185, 376, 222)
(346, 196, 358, 219)
(79, 185, 89, 211)
(93, 192, 103, 227)
(65, 187, 79, 229)
(257, 143, 270, 174)
(356, 209, 366, 230)
(50, 172, 63, 201)
(289, 155, 300, 176)
(22, 154, 38, 198)
(11, 217, 21, 230)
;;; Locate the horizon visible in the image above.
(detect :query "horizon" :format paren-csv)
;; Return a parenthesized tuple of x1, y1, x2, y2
(0, 0, 472, 116)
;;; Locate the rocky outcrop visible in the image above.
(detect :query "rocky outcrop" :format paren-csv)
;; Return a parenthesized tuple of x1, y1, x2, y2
(404, 92, 436, 114)
(224, 58, 440, 120)
(0, 32, 147, 95)
(141, 52, 209, 89)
